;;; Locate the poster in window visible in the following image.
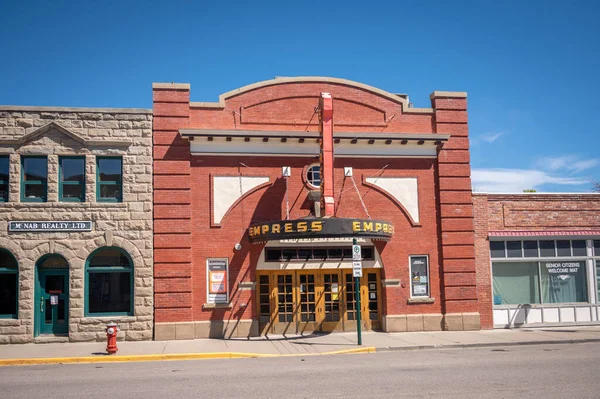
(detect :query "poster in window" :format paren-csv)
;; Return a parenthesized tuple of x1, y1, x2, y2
(410, 256, 429, 297)
(206, 258, 229, 304)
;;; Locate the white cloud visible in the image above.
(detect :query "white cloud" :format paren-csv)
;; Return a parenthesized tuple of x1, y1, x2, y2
(480, 132, 504, 143)
(535, 155, 599, 174)
(471, 168, 589, 193)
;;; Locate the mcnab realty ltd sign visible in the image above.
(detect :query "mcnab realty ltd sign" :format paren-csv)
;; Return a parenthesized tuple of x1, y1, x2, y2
(9, 221, 93, 232)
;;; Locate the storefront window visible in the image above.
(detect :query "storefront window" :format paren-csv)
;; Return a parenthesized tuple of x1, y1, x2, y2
(0, 249, 18, 318)
(21, 156, 47, 202)
(541, 261, 587, 303)
(85, 247, 132, 315)
(492, 262, 540, 305)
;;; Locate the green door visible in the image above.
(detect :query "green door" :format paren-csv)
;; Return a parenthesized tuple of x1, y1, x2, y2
(36, 268, 69, 336)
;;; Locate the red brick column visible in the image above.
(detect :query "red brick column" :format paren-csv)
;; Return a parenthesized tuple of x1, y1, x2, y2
(431, 91, 480, 330)
(152, 83, 193, 339)
(473, 194, 493, 329)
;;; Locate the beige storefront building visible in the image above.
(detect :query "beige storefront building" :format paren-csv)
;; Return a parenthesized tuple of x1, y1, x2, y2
(0, 106, 153, 343)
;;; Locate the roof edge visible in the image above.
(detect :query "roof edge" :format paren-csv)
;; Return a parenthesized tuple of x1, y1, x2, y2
(0, 105, 152, 114)
(152, 82, 190, 90)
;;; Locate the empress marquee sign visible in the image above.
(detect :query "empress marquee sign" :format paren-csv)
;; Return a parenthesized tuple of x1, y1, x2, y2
(9, 221, 93, 232)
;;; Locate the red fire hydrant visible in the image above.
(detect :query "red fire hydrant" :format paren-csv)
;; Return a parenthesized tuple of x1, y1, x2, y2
(106, 322, 120, 355)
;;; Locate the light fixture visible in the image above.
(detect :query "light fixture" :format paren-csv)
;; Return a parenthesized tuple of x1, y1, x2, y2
(234, 243, 242, 251)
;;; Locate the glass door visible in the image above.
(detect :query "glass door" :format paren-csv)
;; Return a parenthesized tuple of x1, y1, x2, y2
(36, 268, 69, 336)
(321, 271, 342, 332)
(296, 272, 319, 334)
(273, 273, 295, 334)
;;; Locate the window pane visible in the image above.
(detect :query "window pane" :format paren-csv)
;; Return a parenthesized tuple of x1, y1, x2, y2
(61, 158, 85, 182)
(297, 249, 312, 260)
(328, 249, 343, 259)
(0, 273, 17, 315)
(410, 256, 429, 297)
(540, 240, 556, 257)
(313, 248, 327, 260)
(594, 241, 600, 256)
(0, 156, 8, 183)
(490, 241, 505, 258)
(98, 184, 120, 200)
(506, 241, 522, 258)
(98, 158, 122, 182)
(523, 241, 538, 257)
(0, 183, 7, 202)
(306, 165, 321, 187)
(265, 249, 281, 261)
(88, 248, 130, 267)
(342, 248, 352, 259)
(492, 262, 540, 305)
(282, 249, 296, 261)
(572, 240, 586, 256)
(556, 240, 571, 257)
(23, 157, 47, 182)
(88, 272, 131, 313)
(62, 184, 84, 200)
(24, 184, 46, 201)
(541, 261, 587, 303)
(362, 247, 374, 260)
(0, 250, 17, 269)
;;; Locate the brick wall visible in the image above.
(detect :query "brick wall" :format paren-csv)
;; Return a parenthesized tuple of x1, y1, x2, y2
(152, 78, 479, 335)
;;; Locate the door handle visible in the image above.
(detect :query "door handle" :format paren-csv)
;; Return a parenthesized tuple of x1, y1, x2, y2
(40, 298, 44, 313)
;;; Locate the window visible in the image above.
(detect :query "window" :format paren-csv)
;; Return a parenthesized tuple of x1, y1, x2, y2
(410, 256, 429, 297)
(306, 164, 321, 188)
(506, 241, 522, 258)
(490, 241, 505, 258)
(541, 261, 587, 303)
(21, 156, 47, 202)
(492, 262, 540, 305)
(59, 157, 85, 202)
(0, 156, 8, 202)
(96, 157, 122, 202)
(264, 247, 375, 262)
(85, 247, 133, 316)
(0, 249, 18, 318)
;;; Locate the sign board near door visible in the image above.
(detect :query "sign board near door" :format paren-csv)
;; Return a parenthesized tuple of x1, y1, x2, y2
(207, 258, 229, 304)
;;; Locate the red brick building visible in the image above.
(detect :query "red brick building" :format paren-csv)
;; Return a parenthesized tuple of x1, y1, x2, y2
(474, 193, 600, 329)
(151, 77, 480, 340)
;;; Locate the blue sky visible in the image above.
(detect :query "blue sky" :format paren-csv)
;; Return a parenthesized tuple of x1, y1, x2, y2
(1, 0, 598, 192)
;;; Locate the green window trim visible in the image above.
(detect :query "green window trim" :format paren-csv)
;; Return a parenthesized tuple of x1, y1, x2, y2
(20, 156, 47, 202)
(96, 156, 123, 203)
(59, 156, 86, 202)
(0, 155, 9, 203)
(0, 249, 19, 319)
(84, 246, 133, 317)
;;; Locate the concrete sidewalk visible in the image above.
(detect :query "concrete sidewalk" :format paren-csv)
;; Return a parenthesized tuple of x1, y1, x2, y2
(2, 326, 600, 366)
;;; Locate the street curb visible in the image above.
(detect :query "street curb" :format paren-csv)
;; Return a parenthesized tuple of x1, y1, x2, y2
(375, 338, 600, 352)
(0, 346, 376, 367)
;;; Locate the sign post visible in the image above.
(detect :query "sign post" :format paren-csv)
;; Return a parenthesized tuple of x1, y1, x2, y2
(352, 238, 362, 346)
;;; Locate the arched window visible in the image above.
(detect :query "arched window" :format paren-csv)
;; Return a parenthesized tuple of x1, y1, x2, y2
(0, 249, 18, 318)
(85, 247, 133, 316)
(306, 164, 321, 188)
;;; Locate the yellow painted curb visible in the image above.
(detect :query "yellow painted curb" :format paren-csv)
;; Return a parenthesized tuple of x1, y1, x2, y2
(0, 347, 376, 367)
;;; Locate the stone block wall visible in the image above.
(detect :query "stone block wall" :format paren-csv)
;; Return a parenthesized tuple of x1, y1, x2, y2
(0, 106, 153, 344)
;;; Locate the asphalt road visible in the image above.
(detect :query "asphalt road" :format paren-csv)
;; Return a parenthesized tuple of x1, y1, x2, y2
(2, 343, 599, 398)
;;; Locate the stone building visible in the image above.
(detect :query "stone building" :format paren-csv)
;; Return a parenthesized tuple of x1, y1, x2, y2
(0, 106, 153, 344)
